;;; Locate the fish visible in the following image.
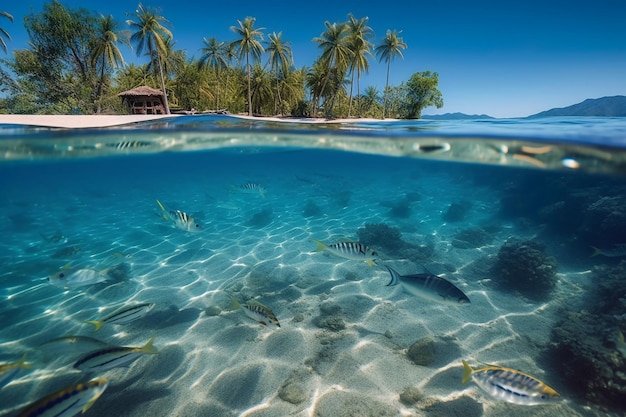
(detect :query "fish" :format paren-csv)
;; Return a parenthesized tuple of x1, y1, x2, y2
(617, 330, 626, 357)
(105, 140, 152, 150)
(231, 297, 280, 329)
(17, 377, 108, 417)
(47, 264, 110, 290)
(461, 360, 561, 406)
(73, 337, 158, 372)
(234, 182, 266, 198)
(591, 244, 626, 257)
(0, 354, 31, 389)
(312, 239, 378, 266)
(86, 303, 155, 331)
(384, 265, 470, 306)
(38, 336, 110, 361)
(156, 199, 201, 232)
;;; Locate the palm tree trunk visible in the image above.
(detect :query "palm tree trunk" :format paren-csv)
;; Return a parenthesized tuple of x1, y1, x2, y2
(382, 61, 390, 119)
(246, 53, 252, 116)
(157, 55, 170, 114)
(348, 69, 355, 118)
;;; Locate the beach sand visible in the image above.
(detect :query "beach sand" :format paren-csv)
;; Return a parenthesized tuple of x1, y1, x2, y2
(0, 116, 615, 417)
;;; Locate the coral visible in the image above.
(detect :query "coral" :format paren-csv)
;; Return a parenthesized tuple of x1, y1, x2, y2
(579, 195, 626, 247)
(245, 208, 273, 227)
(489, 239, 557, 301)
(357, 223, 405, 253)
(407, 337, 436, 366)
(399, 386, 423, 405)
(442, 201, 472, 222)
(302, 200, 323, 218)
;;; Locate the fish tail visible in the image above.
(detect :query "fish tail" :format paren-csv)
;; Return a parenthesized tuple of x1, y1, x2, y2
(86, 320, 104, 332)
(312, 239, 327, 253)
(81, 378, 108, 412)
(229, 296, 241, 311)
(141, 337, 159, 355)
(461, 360, 473, 384)
(591, 246, 601, 257)
(384, 265, 400, 286)
(17, 353, 31, 370)
(156, 199, 170, 221)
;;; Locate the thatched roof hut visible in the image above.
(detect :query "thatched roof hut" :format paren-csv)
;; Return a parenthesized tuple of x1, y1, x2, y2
(118, 86, 166, 115)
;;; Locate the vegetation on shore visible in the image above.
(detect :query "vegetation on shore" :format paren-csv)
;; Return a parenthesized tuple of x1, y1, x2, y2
(0, 2, 443, 118)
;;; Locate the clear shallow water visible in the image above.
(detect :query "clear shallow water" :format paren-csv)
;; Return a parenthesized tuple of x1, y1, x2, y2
(1, 116, 625, 417)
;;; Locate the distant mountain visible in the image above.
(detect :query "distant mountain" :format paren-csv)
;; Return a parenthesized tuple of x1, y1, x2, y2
(528, 95, 626, 118)
(421, 112, 495, 120)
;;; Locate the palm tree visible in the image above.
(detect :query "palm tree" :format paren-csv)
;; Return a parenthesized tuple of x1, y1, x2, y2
(230, 17, 265, 116)
(0, 11, 13, 54)
(346, 14, 373, 117)
(126, 3, 173, 114)
(265, 31, 293, 115)
(313, 21, 351, 117)
(92, 14, 128, 113)
(199, 37, 228, 110)
(375, 30, 407, 119)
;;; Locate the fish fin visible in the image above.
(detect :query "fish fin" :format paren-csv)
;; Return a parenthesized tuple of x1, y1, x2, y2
(461, 360, 473, 384)
(62, 261, 73, 270)
(81, 380, 107, 412)
(156, 199, 170, 221)
(17, 353, 31, 369)
(140, 336, 159, 354)
(366, 259, 377, 267)
(619, 330, 625, 346)
(86, 320, 104, 332)
(384, 265, 400, 286)
(591, 246, 601, 257)
(259, 189, 266, 198)
(312, 239, 327, 252)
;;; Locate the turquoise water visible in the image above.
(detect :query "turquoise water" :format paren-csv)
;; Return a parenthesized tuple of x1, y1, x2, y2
(1, 115, 625, 417)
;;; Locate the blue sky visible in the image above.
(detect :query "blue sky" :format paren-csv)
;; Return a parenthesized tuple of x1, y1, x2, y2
(2, 0, 625, 117)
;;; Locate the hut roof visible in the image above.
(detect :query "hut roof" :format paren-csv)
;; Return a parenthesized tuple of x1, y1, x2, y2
(118, 86, 164, 97)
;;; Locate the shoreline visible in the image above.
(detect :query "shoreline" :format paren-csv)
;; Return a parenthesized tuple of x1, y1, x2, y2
(0, 113, 400, 129)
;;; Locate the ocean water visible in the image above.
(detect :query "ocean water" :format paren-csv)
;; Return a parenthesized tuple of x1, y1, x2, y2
(1, 115, 625, 417)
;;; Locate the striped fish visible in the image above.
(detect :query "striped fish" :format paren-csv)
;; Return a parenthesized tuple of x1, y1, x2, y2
(461, 360, 561, 405)
(231, 298, 280, 329)
(38, 336, 110, 361)
(156, 200, 201, 232)
(312, 239, 378, 266)
(384, 265, 470, 305)
(86, 303, 154, 331)
(73, 337, 158, 372)
(0, 354, 31, 389)
(237, 183, 266, 198)
(105, 140, 152, 150)
(17, 378, 108, 417)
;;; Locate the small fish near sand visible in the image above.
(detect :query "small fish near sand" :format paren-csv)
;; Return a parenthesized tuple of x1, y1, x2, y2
(38, 336, 110, 362)
(461, 360, 561, 406)
(384, 265, 470, 305)
(0, 354, 31, 390)
(86, 302, 155, 331)
(312, 239, 378, 266)
(233, 182, 266, 198)
(47, 264, 112, 290)
(156, 199, 201, 232)
(17, 377, 108, 417)
(231, 297, 280, 329)
(73, 337, 158, 372)
(591, 243, 626, 258)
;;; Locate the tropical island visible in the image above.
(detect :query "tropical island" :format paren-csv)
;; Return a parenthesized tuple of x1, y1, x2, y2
(0, 1, 444, 120)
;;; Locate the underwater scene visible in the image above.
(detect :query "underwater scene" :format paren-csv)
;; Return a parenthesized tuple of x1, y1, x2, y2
(1, 115, 626, 417)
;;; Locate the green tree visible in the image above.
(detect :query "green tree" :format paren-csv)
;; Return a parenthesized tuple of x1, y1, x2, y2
(127, 3, 173, 114)
(199, 37, 228, 110)
(375, 30, 407, 119)
(0, 11, 13, 54)
(360, 85, 381, 117)
(265, 31, 293, 115)
(312, 21, 350, 117)
(230, 17, 265, 116)
(402, 71, 443, 118)
(92, 14, 128, 113)
(346, 14, 373, 117)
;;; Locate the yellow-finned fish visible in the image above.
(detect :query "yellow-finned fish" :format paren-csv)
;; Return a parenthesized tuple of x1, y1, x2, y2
(231, 297, 280, 329)
(73, 337, 158, 372)
(17, 378, 108, 417)
(461, 360, 561, 405)
(617, 330, 626, 357)
(86, 302, 154, 331)
(312, 239, 378, 266)
(235, 183, 266, 198)
(156, 200, 201, 232)
(0, 354, 31, 389)
(47, 263, 111, 290)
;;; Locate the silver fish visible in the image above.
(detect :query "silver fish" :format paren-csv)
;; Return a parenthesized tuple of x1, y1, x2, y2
(591, 244, 626, 257)
(237, 183, 266, 198)
(312, 240, 378, 266)
(231, 298, 280, 329)
(38, 336, 110, 361)
(156, 200, 201, 232)
(17, 377, 108, 417)
(384, 265, 470, 305)
(47, 267, 109, 289)
(73, 337, 158, 372)
(462, 360, 561, 405)
(0, 354, 30, 389)
(86, 303, 155, 331)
